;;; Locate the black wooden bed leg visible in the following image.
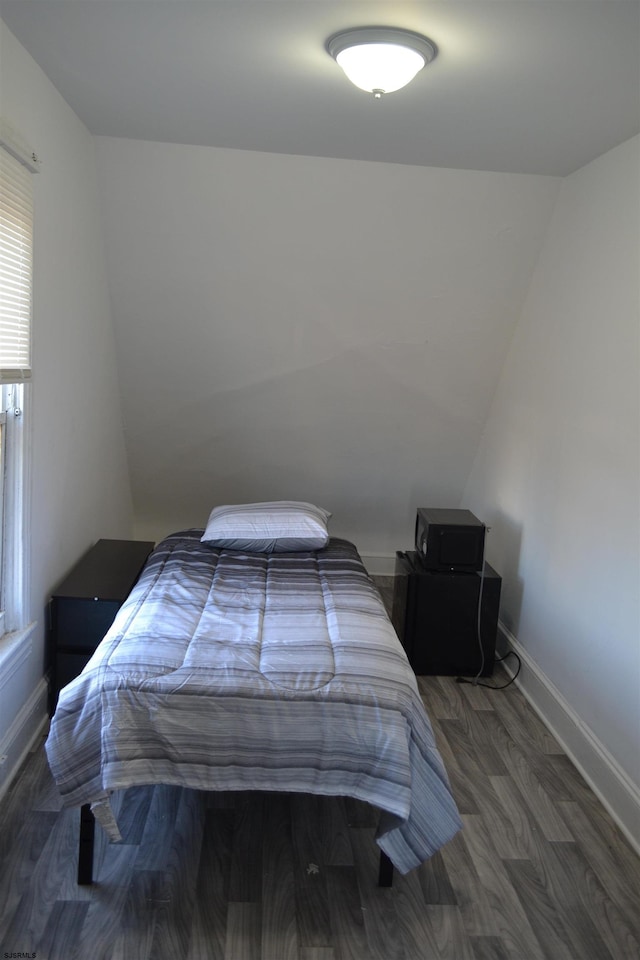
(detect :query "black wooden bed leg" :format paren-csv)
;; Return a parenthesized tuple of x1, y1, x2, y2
(378, 851, 394, 887)
(78, 803, 95, 885)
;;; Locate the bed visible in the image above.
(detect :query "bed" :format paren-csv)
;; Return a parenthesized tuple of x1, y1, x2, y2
(45, 505, 462, 883)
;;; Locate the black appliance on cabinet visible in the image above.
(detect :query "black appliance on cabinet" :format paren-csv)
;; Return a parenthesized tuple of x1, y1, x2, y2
(414, 506, 486, 572)
(393, 508, 501, 677)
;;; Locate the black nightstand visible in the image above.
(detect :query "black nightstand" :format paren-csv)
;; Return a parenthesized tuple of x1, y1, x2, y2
(48, 539, 154, 710)
(392, 551, 501, 677)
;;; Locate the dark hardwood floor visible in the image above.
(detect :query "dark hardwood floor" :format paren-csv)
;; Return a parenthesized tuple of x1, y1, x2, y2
(1, 577, 638, 959)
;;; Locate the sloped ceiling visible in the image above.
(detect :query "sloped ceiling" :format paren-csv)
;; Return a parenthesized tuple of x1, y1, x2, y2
(2, 1, 639, 176)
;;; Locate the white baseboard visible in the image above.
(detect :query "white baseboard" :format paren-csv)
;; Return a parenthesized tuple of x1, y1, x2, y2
(0, 676, 49, 802)
(497, 622, 640, 856)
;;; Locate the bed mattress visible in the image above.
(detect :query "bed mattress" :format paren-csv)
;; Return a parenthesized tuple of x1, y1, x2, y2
(45, 531, 461, 874)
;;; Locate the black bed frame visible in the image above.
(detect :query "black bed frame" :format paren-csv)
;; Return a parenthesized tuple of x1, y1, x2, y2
(78, 803, 394, 886)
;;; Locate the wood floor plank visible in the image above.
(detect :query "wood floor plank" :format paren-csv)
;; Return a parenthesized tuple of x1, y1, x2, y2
(0, 740, 53, 856)
(550, 836, 640, 960)
(325, 865, 372, 960)
(501, 858, 579, 960)
(541, 842, 620, 960)
(524, 751, 584, 802)
(225, 901, 262, 960)
(186, 808, 234, 960)
(481, 769, 612, 960)
(417, 849, 458, 905)
(493, 730, 575, 842)
(460, 769, 530, 862)
(290, 795, 333, 950)
(323, 797, 355, 868)
(75, 841, 142, 960)
(229, 793, 264, 903)
(32, 751, 67, 813)
(490, 683, 563, 756)
(458, 680, 496, 712)
(349, 826, 406, 960)
(261, 795, 298, 960)
(487, 773, 549, 861)
(488, 769, 566, 872)
(418, 675, 466, 721)
(115, 784, 155, 844)
(0, 808, 58, 936)
(0, 805, 86, 948)
(134, 783, 182, 872)
(392, 869, 441, 960)
(426, 721, 481, 816)
(36, 899, 90, 960)
(461, 814, 547, 960)
(439, 830, 499, 938)
(109, 869, 161, 960)
(439, 716, 508, 778)
(424, 904, 476, 960)
(149, 788, 206, 960)
(470, 935, 512, 960)
(558, 796, 640, 920)
(148, 878, 191, 960)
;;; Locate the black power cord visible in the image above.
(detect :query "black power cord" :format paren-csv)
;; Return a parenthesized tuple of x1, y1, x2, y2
(456, 649, 522, 690)
(455, 524, 522, 691)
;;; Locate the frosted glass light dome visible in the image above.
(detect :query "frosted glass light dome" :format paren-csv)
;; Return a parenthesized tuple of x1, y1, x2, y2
(327, 28, 437, 98)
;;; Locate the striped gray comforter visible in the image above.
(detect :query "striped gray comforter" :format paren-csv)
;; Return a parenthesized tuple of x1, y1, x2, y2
(45, 531, 461, 874)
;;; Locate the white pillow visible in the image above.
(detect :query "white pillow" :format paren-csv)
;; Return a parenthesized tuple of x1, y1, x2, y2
(201, 500, 331, 553)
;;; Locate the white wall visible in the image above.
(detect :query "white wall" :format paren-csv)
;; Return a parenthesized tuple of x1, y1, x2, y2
(94, 137, 560, 557)
(464, 135, 640, 839)
(0, 21, 134, 792)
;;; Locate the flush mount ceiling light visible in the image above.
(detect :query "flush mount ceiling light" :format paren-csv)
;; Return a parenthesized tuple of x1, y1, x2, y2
(327, 27, 437, 99)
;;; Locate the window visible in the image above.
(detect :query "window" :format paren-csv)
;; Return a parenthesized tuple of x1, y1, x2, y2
(0, 382, 27, 636)
(0, 405, 5, 635)
(0, 121, 37, 640)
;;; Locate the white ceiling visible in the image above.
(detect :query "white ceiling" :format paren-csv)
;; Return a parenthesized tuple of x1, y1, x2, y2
(1, 0, 639, 176)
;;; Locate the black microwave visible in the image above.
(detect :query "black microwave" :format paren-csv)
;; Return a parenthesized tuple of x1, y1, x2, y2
(415, 507, 486, 572)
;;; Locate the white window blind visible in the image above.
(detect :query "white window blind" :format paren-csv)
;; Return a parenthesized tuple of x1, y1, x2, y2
(0, 142, 34, 383)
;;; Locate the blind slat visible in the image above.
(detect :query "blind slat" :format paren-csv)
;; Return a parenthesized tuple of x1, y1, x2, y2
(0, 141, 33, 383)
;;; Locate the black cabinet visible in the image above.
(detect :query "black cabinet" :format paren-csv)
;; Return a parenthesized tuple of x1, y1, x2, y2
(49, 539, 154, 709)
(392, 551, 501, 677)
